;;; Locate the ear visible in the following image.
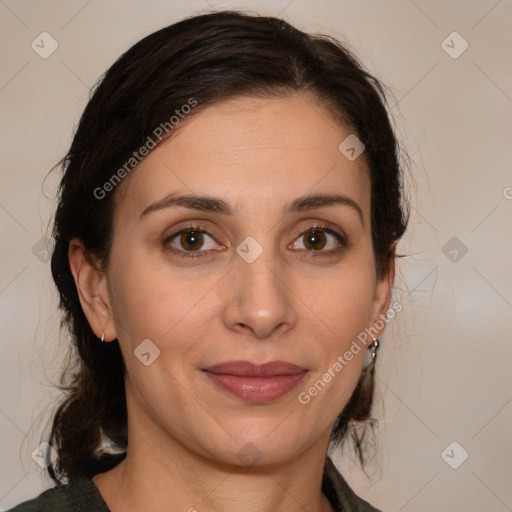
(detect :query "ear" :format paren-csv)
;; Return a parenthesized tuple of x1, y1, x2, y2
(68, 238, 117, 342)
(369, 241, 397, 338)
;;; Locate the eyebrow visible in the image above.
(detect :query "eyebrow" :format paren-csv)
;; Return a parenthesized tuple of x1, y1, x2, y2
(140, 192, 364, 227)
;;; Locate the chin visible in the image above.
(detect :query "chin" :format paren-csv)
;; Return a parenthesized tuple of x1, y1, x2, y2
(202, 428, 313, 469)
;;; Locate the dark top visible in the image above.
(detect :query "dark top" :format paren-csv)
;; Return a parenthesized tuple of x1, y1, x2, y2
(7, 456, 381, 511)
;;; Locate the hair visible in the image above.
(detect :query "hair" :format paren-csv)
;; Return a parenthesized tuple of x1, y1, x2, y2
(46, 9, 409, 484)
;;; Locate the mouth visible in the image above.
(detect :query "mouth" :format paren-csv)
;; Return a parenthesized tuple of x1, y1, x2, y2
(201, 360, 308, 403)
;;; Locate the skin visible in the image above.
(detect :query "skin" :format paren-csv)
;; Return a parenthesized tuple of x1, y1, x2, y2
(69, 92, 395, 512)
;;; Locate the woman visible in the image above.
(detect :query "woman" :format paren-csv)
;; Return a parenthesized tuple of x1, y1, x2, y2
(9, 10, 408, 512)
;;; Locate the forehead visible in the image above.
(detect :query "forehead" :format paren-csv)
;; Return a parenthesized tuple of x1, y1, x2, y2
(114, 93, 370, 222)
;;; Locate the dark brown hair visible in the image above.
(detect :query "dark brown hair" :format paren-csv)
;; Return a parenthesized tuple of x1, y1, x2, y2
(46, 10, 409, 484)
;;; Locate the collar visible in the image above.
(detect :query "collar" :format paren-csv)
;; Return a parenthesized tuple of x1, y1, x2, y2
(322, 455, 381, 512)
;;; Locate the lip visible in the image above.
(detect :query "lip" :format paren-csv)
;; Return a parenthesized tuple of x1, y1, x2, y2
(202, 360, 308, 403)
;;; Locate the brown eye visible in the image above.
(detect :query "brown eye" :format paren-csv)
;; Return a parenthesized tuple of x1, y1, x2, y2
(164, 226, 220, 258)
(290, 225, 345, 256)
(164, 223, 346, 260)
(178, 230, 204, 251)
(302, 229, 328, 251)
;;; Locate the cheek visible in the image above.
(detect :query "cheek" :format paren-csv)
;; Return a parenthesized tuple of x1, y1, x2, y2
(108, 246, 188, 329)
(107, 249, 218, 368)
(301, 255, 375, 394)
(313, 257, 377, 339)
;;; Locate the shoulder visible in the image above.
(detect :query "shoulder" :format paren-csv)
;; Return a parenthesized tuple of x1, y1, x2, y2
(323, 456, 383, 512)
(5, 476, 110, 512)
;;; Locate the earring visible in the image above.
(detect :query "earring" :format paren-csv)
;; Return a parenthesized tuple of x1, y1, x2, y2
(370, 337, 379, 361)
(363, 337, 380, 373)
(101, 332, 105, 343)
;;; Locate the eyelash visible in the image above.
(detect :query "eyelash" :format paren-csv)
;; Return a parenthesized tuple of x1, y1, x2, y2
(163, 222, 347, 260)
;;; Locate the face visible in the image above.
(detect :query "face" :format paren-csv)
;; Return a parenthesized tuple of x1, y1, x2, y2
(78, 93, 393, 467)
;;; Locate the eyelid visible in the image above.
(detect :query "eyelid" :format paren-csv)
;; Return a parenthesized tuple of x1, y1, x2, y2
(290, 222, 346, 245)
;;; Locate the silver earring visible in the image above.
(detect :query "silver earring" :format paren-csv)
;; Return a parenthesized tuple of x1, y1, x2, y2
(370, 337, 379, 361)
(101, 332, 105, 343)
(363, 337, 380, 371)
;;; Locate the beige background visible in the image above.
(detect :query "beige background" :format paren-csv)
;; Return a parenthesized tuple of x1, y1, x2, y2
(1, 0, 511, 510)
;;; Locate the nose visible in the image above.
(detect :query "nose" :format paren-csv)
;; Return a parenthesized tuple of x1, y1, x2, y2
(221, 245, 297, 339)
